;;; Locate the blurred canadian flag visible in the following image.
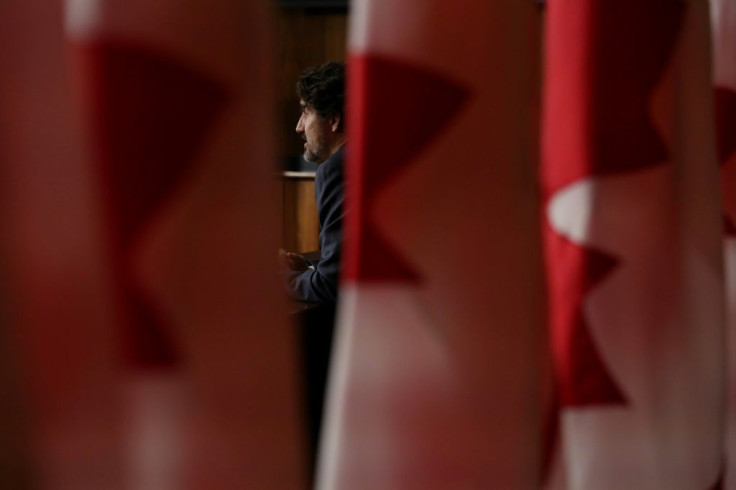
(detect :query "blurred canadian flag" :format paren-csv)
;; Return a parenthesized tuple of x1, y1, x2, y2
(541, 0, 725, 488)
(0, 0, 304, 488)
(317, 1, 547, 489)
(64, 0, 306, 487)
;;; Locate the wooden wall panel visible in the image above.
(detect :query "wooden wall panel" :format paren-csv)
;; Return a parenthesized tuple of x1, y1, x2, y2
(275, 7, 347, 254)
(275, 9, 348, 158)
(282, 175, 320, 252)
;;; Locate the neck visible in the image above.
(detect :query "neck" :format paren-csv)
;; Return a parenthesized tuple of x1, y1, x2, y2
(327, 135, 346, 158)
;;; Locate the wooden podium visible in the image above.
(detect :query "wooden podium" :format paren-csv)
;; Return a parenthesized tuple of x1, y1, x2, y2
(281, 171, 320, 253)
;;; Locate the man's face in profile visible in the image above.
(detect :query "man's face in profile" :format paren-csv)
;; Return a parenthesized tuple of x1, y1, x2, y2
(296, 101, 332, 163)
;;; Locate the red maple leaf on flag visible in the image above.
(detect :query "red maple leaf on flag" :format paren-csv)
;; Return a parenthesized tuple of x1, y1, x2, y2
(543, 0, 683, 408)
(76, 40, 228, 366)
(344, 54, 469, 284)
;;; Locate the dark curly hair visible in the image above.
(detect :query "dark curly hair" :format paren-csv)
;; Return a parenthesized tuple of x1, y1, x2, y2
(296, 61, 345, 131)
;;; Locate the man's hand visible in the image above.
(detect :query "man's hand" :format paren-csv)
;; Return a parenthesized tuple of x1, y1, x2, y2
(279, 249, 312, 272)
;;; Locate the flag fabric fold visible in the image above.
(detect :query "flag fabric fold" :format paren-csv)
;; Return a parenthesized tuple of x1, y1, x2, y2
(542, 1, 725, 488)
(0, 0, 122, 487)
(62, 0, 306, 487)
(318, 1, 547, 488)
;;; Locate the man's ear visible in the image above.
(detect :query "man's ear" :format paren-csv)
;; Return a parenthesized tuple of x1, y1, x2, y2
(330, 113, 341, 132)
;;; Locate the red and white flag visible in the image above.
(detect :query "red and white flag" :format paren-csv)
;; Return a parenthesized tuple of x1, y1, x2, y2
(0, 0, 123, 488)
(317, 1, 546, 488)
(542, 0, 725, 488)
(65, 0, 305, 488)
(713, 0, 736, 488)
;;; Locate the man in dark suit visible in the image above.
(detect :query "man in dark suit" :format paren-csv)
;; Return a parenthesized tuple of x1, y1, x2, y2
(279, 62, 346, 469)
(281, 61, 346, 304)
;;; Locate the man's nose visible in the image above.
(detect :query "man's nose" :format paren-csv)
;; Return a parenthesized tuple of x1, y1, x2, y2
(295, 115, 304, 133)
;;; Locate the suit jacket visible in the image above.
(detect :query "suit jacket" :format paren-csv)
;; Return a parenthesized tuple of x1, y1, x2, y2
(287, 146, 345, 303)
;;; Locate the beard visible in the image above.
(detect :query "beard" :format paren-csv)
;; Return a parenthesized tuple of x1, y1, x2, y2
(302, 138, 327, 163)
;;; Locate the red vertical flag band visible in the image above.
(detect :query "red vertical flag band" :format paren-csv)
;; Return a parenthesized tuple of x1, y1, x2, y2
(0, 0, 124, 487)
(713, 0, 736, 488)
(543, 0, 725, 488)
(319, 1, 546, 489)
